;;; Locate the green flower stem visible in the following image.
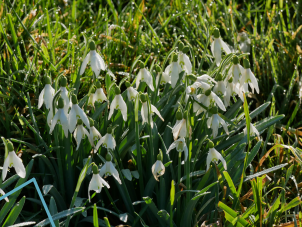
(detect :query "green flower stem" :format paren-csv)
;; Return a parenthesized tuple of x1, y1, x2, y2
(104, 187, 120, 214)
(54, 126, 65, 199)
(135, 120, 144, 195)
(146, 96, 155, 168)
(177, 151, 182, 223)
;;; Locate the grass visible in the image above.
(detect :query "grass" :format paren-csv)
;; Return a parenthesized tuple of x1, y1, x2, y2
(0, 0, 302, 226)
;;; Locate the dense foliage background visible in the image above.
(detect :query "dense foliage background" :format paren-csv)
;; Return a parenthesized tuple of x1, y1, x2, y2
(1, 0, 302, 226)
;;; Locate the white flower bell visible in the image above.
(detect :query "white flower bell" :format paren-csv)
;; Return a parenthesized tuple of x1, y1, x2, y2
(0, 188, 9, 202)
(244, 122, 260, 139)
(223, 77, 237, 107)
(95, 127, 116, 151)
(38, 76, 55, 110)
(69, 95, 90, 133)
(2, 141, 26, 181)
(57, 77, 70, 115)
(99, 154, 122, 184)
(240, 59, 259, 95)
(237, 32, 251, 53)
(172, 111, 191, 140)
(152, 153, 165, 181)
(168, 54, 183, 88)
(211, 28, 232, 66)
(80, 41, 106, 76)
(88, 118, 102, 147)
(196, 74, 217, 85)
(136, 61, 154, 91)
(94, 81, 108, 103)
(88, 87, 96, 107)
(49, 97, 69, 138)
(108, 86, 127, 121)
(206, 141, 227, 171)
(140, 94, 164, 129)
(213, 73, 226, 96)
(74, 119, 90, 150)
(177, 42, 192, 74)
(194, 89, 226, 115)
(88, 163, 110, 202)
(227, 56, 244, 83)
(167, 137, 188, 162)
(125, 81, 139, 101)
(155, 65, 171, 86)
(207, 107, 229, 138)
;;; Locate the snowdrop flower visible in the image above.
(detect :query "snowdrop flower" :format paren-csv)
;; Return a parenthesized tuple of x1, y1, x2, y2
(94, 81, 108, 103)
(136, 61, 154, 91)
(243, 122, 260, 139)
(207, 107, 229, 138)
(108, 86, 127, 121)
(74, 119, 90, 150)
(88, 87, 96, 107)
(69, 95, 90, 133)
(47, 105, 56, 126)
(211, 28, 232, 66)
(227, 56, 244, 83)
(186, 75, 212, 97)
(95, 127, 116, 151)
(172, 111, 191, 140)
(0, 188, 9, 202)
(213, 73, 226, 96)
(88, 163, 110, 202)
(88, 118, 102, 147)
(99, 154, 122, 184)
(125, 81, 139, 101)
(194, 89, 226, 116)
(224, 77, 237, 107)
(167, 54, 183, 88)
(237, 32, 251, 53)
(49, 97, 69, 138)
(240, 59, 259, 95)
(178, 42, 192, 74)
(206, 141, 227, 171)
(167, 137, 188, 162)
(196, 74, 217, 85)
(2, 141, 26, 181)
(38, 77, 55, 110)
(80, 41, 106, 76)
(140, 94, 164, 128)
(57, 77, 70, 114)
(152, 153, 165, 181)
(155, 65, 171, 86)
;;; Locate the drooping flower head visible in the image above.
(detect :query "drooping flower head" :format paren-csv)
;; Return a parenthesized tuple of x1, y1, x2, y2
(88, 163, 110, 202)
(80, 41, 106, 76)
(88, 118, 102, 147)
(88, 87, 96, 107)
(2, 141, 26, 181)
(99, 154, 122, 184)
(207, 107, 229, 139)
(38, 76, 55, 110)
(243, 122, 260, 139)
(125, 81, 139, 101)
(172, 110, 191, 140)
(228, 56, 243, 84)
(95, 127, 116, 151)
(211, 28, 232, 66)
(57, 77, 70, 115)
(74, 119, 90, 150)
(152, 151, 165, 181)
(69, 94, 90, 133)
(167, 137, 188, 162)
(94, 81, 108, 103)
(177, 42, 192, 74)
(213, 73, 226, 97)
(224, 77, 237, 107)
(140, 93, 164, 128)
(155, 64, 171, 87)
(169, 54, 183, 88)
(108, 86, 127, 121)
(49, 97, 69, 138)
(206, 140, 227, 171)
(136, 61, 154, 91)
(240, 59, 259, 95)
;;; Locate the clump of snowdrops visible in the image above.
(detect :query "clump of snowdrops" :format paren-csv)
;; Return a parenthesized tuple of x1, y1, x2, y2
(1, 28, 286, 227)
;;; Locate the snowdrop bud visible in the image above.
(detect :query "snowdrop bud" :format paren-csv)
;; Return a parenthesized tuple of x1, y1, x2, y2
(138, 60, 144, 68)
(77, 119, 83, 125)
(60, 77, 67, 87)
(89, 117, 94, 127)
(107, 127, 112, 134)
(172, 54, 178, 62)
(106, 153, 112, 161)
(213, 28, 220, 38)
(228, 77, 233, 83)
(243, 59, 250, 69)
(115, 86, 121, 95)
(140, 93, 147, 102)
(205, 89, 212, 96)
(233, 56, 239, 65)
(182, 46, 190, 53)
(216, 73, 222, 81)
(44, 76, 51, 84)
(176, 111, 183, 120)
(71, 94, 78, 104)
(89, 41, 96, 50)
(7, 141, 14, 152)
(178, 41, 184, 51)
(157, 149, 163, 161)
(91, 87, 96, 93)
(58, 97, 64, 108)
(125, 81, 131, 88)
(208, 140, 214, 148)
(187, 74, 197, 82)
(96, 81, 102, 88)
(155, 64, 161, 73)
(92, 163, 98, 174)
